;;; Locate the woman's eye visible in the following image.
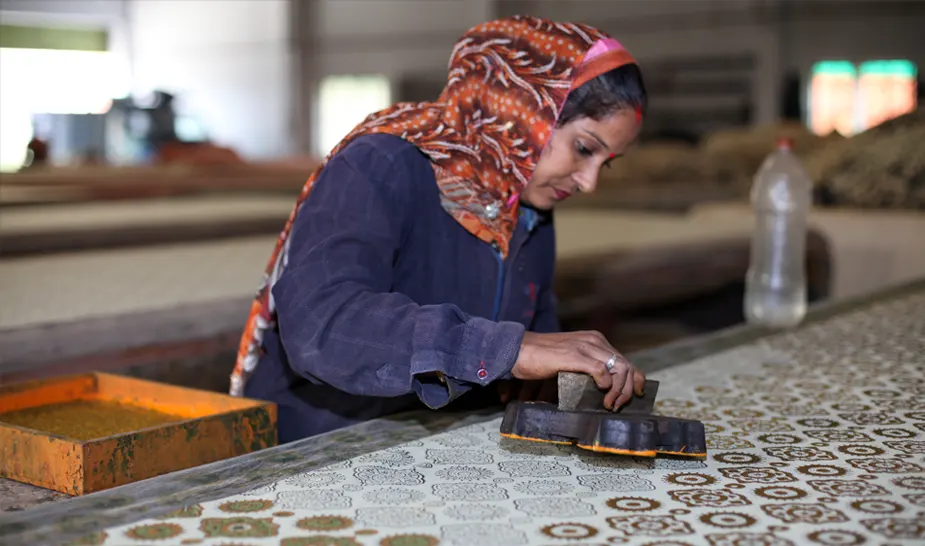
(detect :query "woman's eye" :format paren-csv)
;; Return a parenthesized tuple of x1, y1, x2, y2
(575, 142, 594, 156)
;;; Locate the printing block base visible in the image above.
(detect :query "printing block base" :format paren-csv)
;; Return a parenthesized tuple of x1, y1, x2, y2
(499, 401, 707, 458)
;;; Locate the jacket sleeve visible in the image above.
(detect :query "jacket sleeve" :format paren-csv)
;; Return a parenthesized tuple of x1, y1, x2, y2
(271, 137, 525, 409)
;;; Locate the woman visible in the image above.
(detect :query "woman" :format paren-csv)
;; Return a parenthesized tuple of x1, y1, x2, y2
(232, 15, 649, 443)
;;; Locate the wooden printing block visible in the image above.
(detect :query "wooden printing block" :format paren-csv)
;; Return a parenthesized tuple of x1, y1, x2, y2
(499, 401, 707, 458)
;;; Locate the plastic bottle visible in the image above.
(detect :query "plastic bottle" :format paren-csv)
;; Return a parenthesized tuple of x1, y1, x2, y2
(744, 137, 813, 328)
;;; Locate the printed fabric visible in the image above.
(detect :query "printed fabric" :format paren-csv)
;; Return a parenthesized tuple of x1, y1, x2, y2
(86, 290, 925, 546)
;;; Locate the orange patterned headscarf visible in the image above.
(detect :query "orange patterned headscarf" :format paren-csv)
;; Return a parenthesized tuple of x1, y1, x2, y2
(230, 15, 638, 395)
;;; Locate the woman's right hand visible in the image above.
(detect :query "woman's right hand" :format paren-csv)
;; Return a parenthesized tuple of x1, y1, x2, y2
(511, 330, 645, 411)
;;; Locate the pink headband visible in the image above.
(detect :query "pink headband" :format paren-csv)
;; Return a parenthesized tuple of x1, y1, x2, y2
(583, 38, 643, 123)
(584, 38, 626, 61)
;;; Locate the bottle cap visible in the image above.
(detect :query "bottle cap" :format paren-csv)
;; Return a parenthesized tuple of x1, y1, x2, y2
(777, 137, 794, 150)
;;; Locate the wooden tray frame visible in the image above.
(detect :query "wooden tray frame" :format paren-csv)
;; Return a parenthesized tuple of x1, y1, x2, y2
(0, 372, 276, 495)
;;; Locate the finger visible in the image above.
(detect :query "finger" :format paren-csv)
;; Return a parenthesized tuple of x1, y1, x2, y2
(576, 342, 623, 375)
(580, 330, 619, 355)
(613, 367, 636, 409)
(559, 357, 613, 391)
(633, 367, 646, 396)
(576, 339, 634, 377)
(604, 364, 630, 410)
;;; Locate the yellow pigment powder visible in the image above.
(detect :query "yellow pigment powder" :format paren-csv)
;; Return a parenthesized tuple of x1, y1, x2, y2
(0, 400, 184, 440)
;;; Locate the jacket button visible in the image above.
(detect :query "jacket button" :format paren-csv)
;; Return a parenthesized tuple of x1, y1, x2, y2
(477, 369, 488, 379)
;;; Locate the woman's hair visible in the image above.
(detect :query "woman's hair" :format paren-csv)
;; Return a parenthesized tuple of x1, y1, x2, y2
(557, 63, 647, 126)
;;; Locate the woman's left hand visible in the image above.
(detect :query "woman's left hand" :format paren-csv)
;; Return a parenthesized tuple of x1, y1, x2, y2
(498, 378, 558, 404)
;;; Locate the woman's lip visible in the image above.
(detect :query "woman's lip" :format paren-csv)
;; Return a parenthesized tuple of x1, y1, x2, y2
(553, 189, 572, 200)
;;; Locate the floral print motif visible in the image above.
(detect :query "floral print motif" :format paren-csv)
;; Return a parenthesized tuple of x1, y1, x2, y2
(883, 440, 925, 454)
(607, 515, 694, 536)
(606, 497, 662, 512)
(575, 474, 655, 492)
(707, 435, 756, 450)
(706, 532, 795, 546)
(218, 499, 274, 513)
(284, 472, 348, 488)
(497, 460, 570, 478)
(378, 534, 440, 546)
(804, 430, 875, 443)
(717, 467, 797, 484)
(361, 487, 426, 505)
(698, 512, 757, 528)
(513, 497, 597, 518)
(713, 452, 762, 465)
(762, 446, 837, 461)
(431, 483, 508, 502)
(280, 537, 361, 546)
(353, 467, 425, 487)
(124, 523, 183, 541)
(893, 476, 925, 490)
(849, 499, 905, 514)
(511, 479, 574, 496)
(275, 490, 353, 511)
(860, 517, 925, 540)
(443, 504, 509, 521)
(668, 489, 752, 508)
(806, 480, 890, 497)
(355, 508, 436, 528)
(760, 503, 849, 524)
(664, 472, 718, 487)
(539, 522, 598, 539)
(805, 529, 866, 545)
(845, 457, 924, 473)
(434, 466, 493, 481)
(440, 523, 528, 546)
(424, 449, 494, 465)
(295, 515, 354, 531)
(199, 517, 279, 538)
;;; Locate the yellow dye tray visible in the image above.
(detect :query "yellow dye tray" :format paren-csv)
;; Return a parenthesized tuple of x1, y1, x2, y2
(0, 372, 276, 495)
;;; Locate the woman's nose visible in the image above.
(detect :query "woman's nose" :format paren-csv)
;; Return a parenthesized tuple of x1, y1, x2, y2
(572, 165, 600, 194)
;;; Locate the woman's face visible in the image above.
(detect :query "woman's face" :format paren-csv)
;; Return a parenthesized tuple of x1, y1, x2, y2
(522, 108, 640, 210)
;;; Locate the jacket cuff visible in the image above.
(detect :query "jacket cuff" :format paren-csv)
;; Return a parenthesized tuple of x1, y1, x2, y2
(410, 318, 525, 409)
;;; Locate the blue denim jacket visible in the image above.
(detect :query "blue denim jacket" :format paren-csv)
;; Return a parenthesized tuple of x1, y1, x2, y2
(244, 134, 559, 442)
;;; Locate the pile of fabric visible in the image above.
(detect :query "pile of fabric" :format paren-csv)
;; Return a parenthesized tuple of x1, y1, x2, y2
(702, 120, 844, 184)
(807, 108, 925, 210)
(580, 109, 924, 211)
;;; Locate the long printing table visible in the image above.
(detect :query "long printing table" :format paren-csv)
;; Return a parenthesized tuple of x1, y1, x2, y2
(1, 279, 922, 546)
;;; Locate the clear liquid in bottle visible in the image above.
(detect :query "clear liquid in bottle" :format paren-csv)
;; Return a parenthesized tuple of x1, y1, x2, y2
(744, 138, 813, 328)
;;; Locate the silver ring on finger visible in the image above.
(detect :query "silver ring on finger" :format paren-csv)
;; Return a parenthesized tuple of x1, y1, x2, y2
(605, 353, 618, 373)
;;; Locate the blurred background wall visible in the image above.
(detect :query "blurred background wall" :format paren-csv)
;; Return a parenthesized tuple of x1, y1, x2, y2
(3, 0, 923, 161)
